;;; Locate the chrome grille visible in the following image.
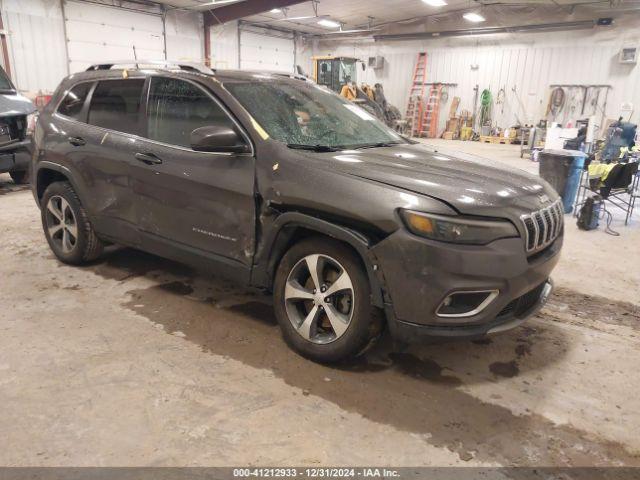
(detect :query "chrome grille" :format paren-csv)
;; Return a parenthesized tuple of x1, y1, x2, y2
(520, 200, 564, 253)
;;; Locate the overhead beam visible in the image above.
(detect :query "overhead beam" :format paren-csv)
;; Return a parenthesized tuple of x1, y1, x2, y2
(204, 0, 308, 27)
(373, 20, 596, 41)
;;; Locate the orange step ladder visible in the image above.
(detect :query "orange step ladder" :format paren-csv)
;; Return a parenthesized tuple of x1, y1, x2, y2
(419, 84, 443, 138)
(405, 52, 428, 137)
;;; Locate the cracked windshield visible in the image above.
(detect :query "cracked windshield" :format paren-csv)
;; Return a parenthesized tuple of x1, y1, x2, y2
(226, 80, 405, 150)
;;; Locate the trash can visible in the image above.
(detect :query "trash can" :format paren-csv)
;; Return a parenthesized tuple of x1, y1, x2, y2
(538, 149, 586, 213)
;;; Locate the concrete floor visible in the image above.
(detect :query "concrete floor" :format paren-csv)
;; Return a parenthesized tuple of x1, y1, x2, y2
(1, 142, 639, 467)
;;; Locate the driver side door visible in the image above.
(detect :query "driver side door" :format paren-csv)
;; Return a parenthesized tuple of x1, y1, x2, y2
(130, 76, 256, 269)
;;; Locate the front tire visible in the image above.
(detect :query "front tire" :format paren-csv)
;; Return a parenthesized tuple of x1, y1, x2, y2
(41, 181, 104, 264)
(273, 237, 381, 363)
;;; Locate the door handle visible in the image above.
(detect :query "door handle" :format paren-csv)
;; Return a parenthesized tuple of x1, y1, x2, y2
(68, 136, 86, 147)
(135, 152, 163, 165)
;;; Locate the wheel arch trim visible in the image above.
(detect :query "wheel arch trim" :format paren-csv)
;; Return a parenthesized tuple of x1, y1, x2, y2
(34, 162, 83, 205)
(252, 211, 387, 308)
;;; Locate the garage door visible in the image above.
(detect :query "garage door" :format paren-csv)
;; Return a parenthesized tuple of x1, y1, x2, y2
(239, 29, 294, 73)
(64, 0, 165, 74)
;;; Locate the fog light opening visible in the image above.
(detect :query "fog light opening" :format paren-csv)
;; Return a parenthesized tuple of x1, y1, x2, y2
(436, 290, 499, 318)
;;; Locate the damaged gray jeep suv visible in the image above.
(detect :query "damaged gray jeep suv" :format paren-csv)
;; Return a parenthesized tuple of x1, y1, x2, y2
(32, 61, 561, 362)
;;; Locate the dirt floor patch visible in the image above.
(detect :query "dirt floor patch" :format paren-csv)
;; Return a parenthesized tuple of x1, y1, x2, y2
(548, 288, 640, 331)
(111, 253, 640, 466)
(0, 182, 29, 196)
(489, 360, 520, 378)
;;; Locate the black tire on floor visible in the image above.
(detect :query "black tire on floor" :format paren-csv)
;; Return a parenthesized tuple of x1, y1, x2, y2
(273, 237, 383, 363)
(9, 170, 29, 184)
(41, 181, 104, 264)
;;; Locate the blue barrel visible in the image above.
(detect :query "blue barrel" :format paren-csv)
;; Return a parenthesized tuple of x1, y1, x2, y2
(562, 152, 586, 213)
(539, 150, 586, 214)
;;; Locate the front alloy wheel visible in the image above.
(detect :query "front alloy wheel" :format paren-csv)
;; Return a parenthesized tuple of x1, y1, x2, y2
(284, 254, 354, 344)
(273, 237, 382, 363)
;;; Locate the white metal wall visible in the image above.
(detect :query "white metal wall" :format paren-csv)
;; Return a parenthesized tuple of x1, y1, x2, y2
(314, 21, 640, 132)
(209, 20, 239, 69)
(64, 0, 165, 73)
(1, 0, 202, 94)
(239, 26, 294, 73)
(165, 9, 203, 62)
(208, 22, 298, 73)
(2, 0, 67, 93)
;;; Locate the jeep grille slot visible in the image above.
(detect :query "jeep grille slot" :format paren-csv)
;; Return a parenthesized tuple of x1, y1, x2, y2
(520, 199, 563, 254)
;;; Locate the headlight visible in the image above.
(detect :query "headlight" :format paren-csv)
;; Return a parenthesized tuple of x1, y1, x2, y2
(400, 210, 519, 245)
(26, 112, 38, 135)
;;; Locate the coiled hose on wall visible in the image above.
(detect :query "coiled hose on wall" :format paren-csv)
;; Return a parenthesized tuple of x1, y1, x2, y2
(547, 87, 566, 118)
(479, 89, 492, 127)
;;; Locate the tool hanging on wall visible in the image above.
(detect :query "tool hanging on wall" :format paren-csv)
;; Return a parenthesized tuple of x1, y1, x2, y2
(550, 84, 612, 128)
(511, 85, 528, 125)
(581, 86, 591, 115)
(496, 87, 506, 115)
(589, 88, 601, 116)
(440, 88, 449, 104)
(547, 87, 566, 119)
(567, 88, 580, 116)
(471, 84, 479, 130)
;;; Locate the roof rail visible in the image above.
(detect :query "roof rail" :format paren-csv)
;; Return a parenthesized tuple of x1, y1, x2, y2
(85, 60, 215, 75)
(270, 72, 313, 82)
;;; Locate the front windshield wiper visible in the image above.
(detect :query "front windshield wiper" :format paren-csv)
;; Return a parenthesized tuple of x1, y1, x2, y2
(350, 142, 404, 150)
(286, 143, 341, 152)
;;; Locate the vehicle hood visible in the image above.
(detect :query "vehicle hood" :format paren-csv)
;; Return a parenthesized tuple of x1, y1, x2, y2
(0, 92, 36, 117)
(299, 143, 557, 217)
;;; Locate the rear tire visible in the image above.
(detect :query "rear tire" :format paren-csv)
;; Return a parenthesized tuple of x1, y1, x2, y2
(9, 170, 29, 184)
(273, 237, 382, 363)
(41, 181, 104, 264)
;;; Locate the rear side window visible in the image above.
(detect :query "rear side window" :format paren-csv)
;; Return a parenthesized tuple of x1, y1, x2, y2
(88, 79, 145, 135)
(147, 77, 235, 148)
(57, 83, 91, 120)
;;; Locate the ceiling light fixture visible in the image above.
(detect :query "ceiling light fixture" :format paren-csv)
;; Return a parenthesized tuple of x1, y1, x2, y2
(197, 0, 241, 6)
(463, 12, 486, 22)
(422, 0, 447, 6)
(270, 8, 282, 13)
(317, 19, 341, 28)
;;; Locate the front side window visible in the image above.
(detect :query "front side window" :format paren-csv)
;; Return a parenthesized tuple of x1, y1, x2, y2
(225, 80, 404, 149)
(88, 79, 144, 135)
(57, 83, 92, 121)
(147, 77, 235, 149)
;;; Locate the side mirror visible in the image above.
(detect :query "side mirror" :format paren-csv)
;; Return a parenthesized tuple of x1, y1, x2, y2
(190, 125, 250, 154)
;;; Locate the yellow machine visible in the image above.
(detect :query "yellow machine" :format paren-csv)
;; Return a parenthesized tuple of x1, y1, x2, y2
(312, 56, 360, 95)
(310, 55, 405, 133)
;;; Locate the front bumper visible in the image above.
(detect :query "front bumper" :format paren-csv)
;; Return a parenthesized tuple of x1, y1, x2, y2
(386, 279, 553, 343)
(371, 228, 561, 342)
(0, 138, 31, 173)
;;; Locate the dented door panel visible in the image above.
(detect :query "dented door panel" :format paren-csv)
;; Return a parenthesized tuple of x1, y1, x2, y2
(129, 137, 256, 264)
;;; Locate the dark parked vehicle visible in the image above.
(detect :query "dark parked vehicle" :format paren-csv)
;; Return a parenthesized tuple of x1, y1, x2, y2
(32, 61, 562, 362)
(0, 66, 35, 184)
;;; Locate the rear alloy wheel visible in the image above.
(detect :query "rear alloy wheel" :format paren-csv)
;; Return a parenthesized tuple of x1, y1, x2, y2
(41, 181, 103, 264)
(45, 195, 78, 255)
(274, 238, 382, 363)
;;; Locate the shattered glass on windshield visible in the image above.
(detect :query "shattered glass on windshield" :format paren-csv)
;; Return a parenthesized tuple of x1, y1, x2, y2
(225, 81, 404, 149)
